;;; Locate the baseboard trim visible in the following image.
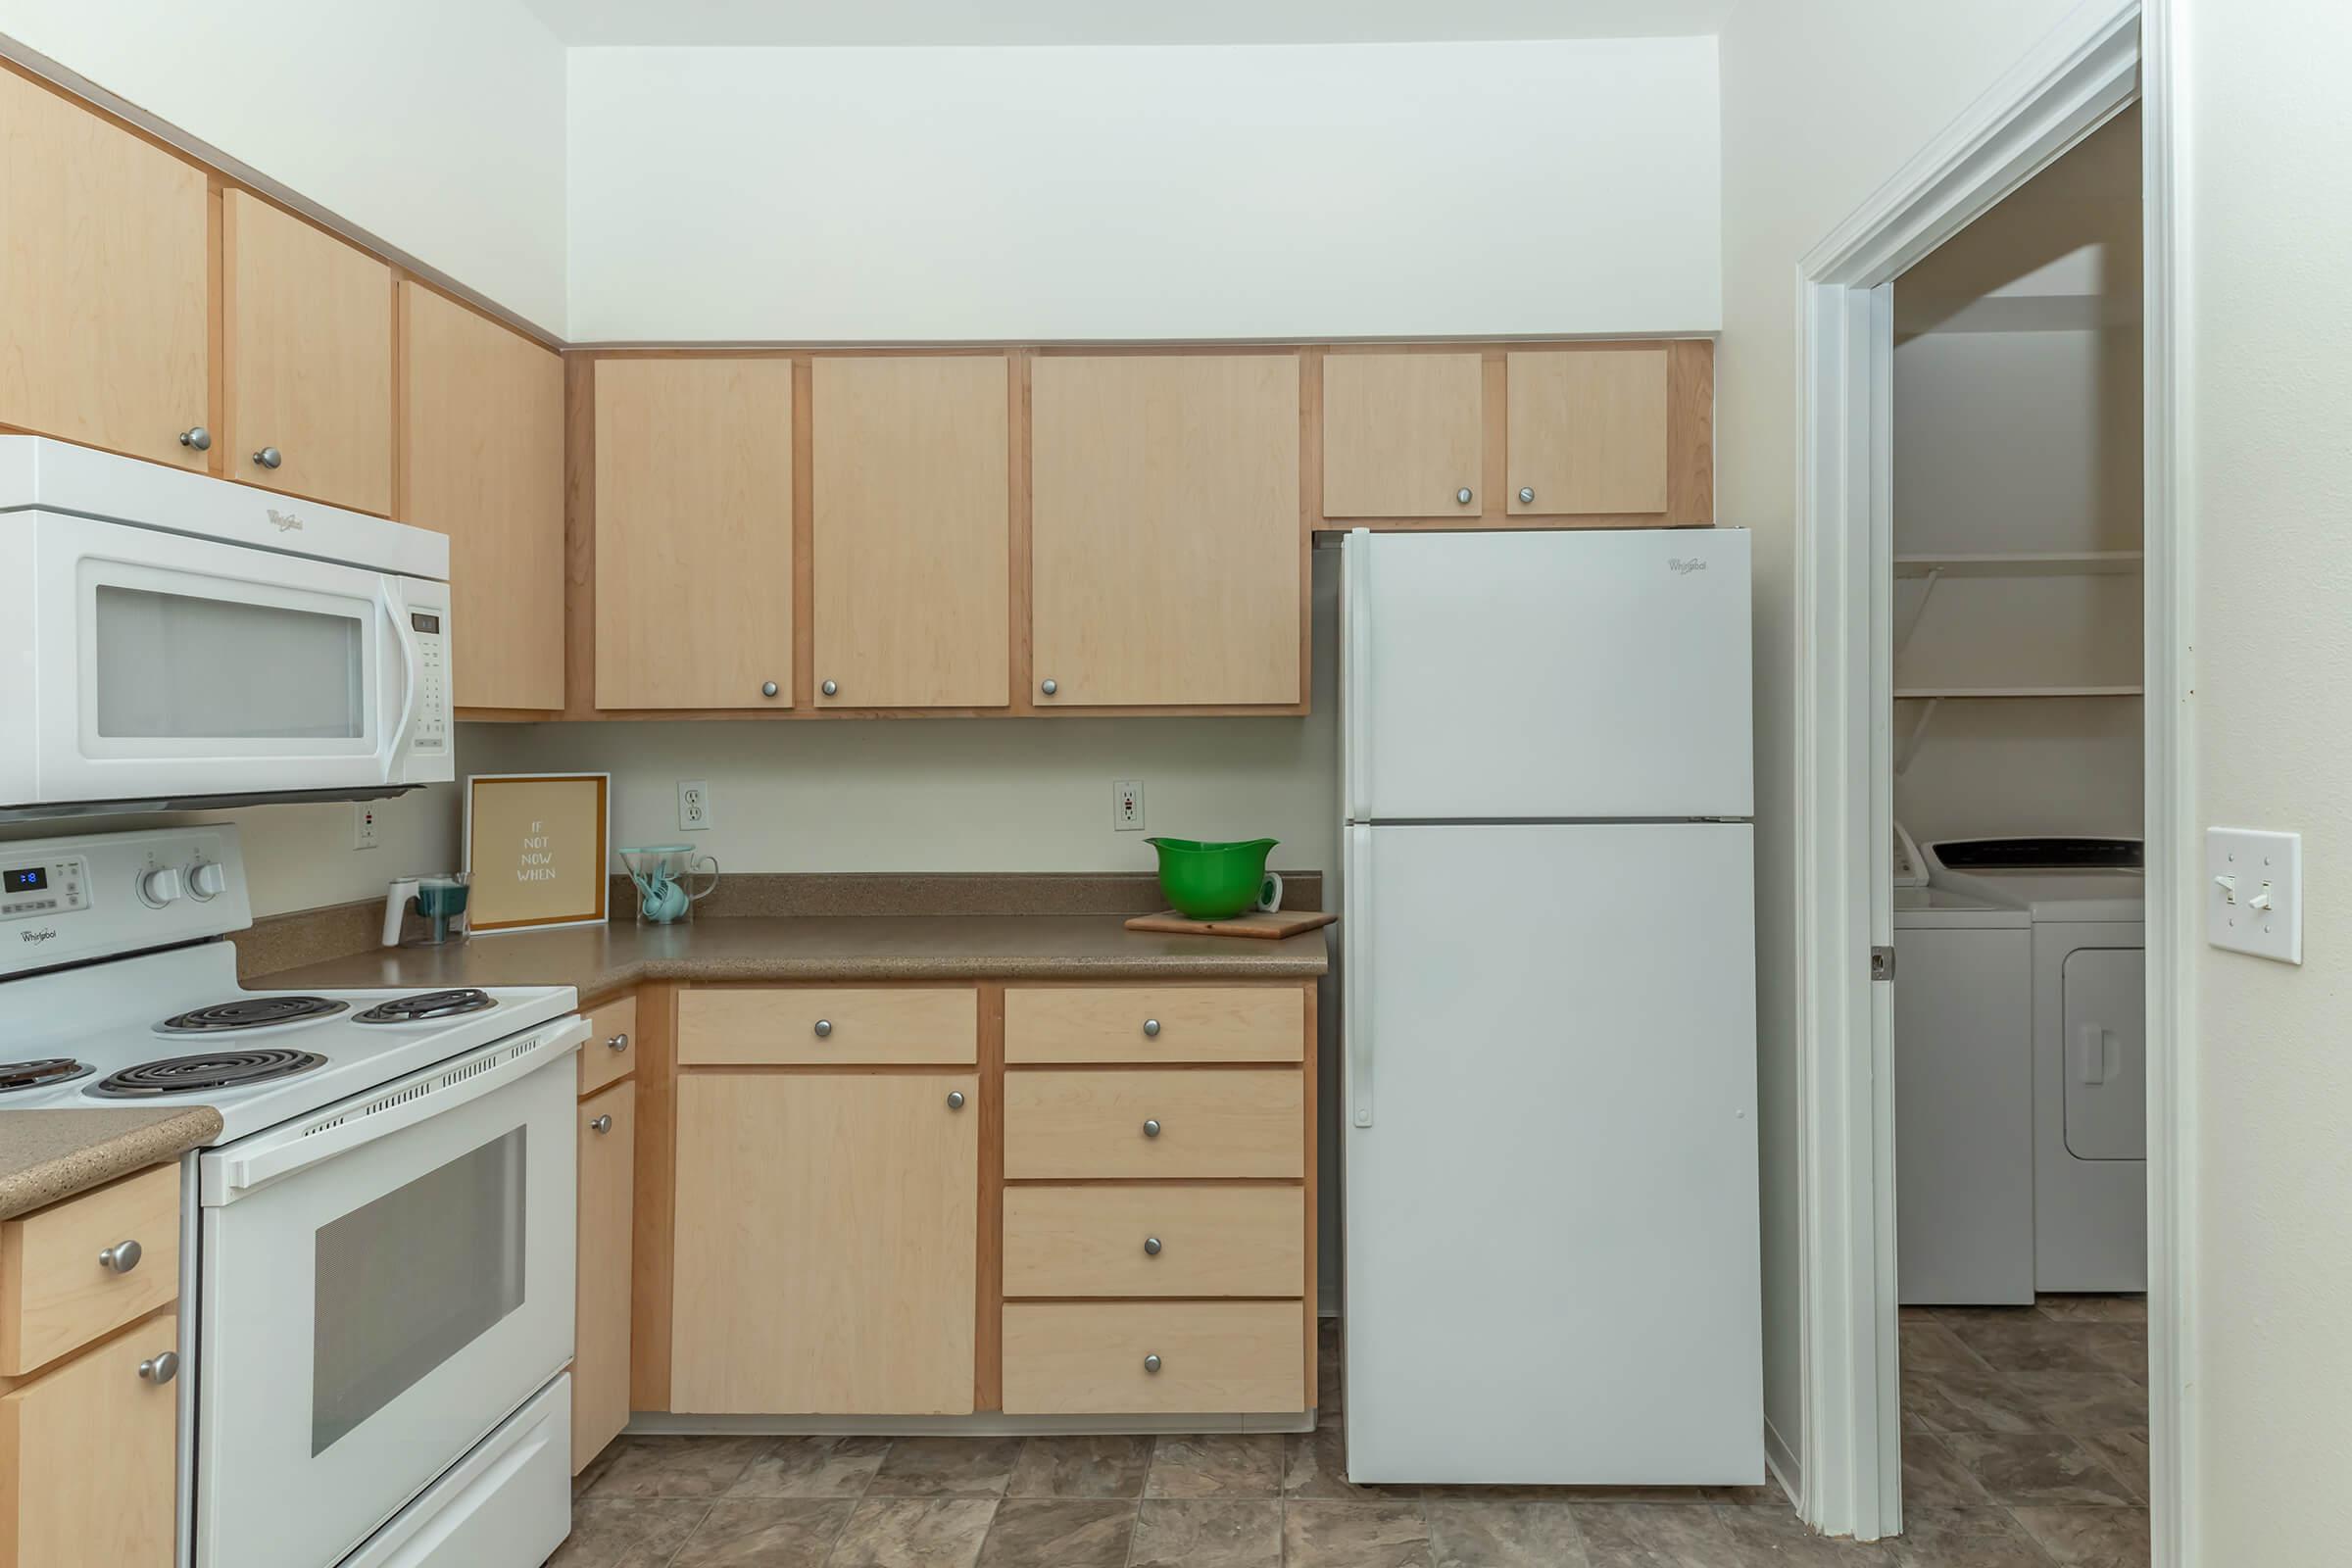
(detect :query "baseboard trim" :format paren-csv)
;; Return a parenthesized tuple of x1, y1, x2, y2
(628, 1409, 1318, 1439)
(1764, 1415, 1803, 1510)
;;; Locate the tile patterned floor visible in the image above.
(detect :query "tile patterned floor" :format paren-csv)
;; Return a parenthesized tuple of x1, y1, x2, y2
(556, 1304, 2149, 1567)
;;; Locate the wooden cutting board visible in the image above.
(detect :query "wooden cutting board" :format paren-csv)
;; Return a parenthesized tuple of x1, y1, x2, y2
(1123, 908, 1339, 941)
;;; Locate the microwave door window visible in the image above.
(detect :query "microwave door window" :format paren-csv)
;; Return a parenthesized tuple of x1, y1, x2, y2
(94, 585, 365, 740)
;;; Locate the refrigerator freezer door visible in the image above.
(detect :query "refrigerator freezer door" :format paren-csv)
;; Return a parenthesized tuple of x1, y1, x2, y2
(1342, 821, 1763, 1484)
(1343, 529, 1753, 821)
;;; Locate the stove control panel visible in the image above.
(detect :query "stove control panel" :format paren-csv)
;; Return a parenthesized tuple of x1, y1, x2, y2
(0, 857, 86, 921)
(0, 825, 250, 978)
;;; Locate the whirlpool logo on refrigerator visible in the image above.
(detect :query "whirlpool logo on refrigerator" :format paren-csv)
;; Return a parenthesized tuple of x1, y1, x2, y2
(1668, 557, 1709, 575)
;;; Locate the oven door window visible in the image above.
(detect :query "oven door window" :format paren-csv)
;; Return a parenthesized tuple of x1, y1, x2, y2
(94, 583, 366, 741)
(311, 1128, 528, 1455)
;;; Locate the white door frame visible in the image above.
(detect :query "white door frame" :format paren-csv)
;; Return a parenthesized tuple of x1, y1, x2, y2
(1791, 0, 2192, 1556)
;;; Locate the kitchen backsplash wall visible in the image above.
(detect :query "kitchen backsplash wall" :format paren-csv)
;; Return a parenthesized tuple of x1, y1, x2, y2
(462, 548, 1344, 883)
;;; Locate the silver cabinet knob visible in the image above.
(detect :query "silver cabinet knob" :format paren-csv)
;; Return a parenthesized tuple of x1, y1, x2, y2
(1144, 1236, 1162, 1256)
(1143, 1118, 1161, 1139)
(1040, 678, 1058, 696)
(947, 1091, 966, 1110)
(607, 1032, 630, 1054)
(1456, 486, 1474, 506)
(813, 1019, 832, 1039)
(178, 426, 212, 452)
(138, 1349, 179, 1386)
(760, 681, 779, 698)
(1518, 486, 1536, 505)
(1143, 1018, 1160, 1039)
(98, 1240, 143, 1274)
(589, 1114, 612, 1134)
(821, 679, 838, 697)
(252, 446, 282, 470)
(1143, 1353, 1162, 1374)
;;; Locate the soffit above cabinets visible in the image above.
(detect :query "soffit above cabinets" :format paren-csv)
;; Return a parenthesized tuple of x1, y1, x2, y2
(519, 0, 1735, 47)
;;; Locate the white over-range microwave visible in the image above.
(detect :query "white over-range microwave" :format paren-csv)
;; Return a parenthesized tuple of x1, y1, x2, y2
(0, 437, 453, 817)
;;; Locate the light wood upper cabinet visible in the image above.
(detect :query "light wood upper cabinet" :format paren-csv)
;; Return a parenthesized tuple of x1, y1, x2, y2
(1030, 355, 1302, 708)
(1505, 348, 1670, 517)
(594, 358, 795, 710)
(0, 1311, 179, 1568)
(398, 284, 565, 711)
(0, 71, 209, 471)
(1321, 352, 1484, 518)
(573, 1080, 635, 1475)
(671, 1071, 977, 1414)
(813, 357, 1010, 709)
(222, 190, 394, 514)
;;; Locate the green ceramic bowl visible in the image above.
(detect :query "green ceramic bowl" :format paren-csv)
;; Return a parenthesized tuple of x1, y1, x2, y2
(1146, 836, 1279, 920)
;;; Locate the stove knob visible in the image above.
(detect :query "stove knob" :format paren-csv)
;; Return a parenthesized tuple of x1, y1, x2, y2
(137, 866, 183, 907)
(185, 860, 226, 902)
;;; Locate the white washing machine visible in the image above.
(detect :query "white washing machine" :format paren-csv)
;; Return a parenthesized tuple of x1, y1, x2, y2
(1926, 837, 2146, 1294)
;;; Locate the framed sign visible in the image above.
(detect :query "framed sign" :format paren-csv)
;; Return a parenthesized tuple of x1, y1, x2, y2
(463, 773, 611, 933)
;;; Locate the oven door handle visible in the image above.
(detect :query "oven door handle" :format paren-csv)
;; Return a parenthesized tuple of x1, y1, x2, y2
(216, 1018, 587, 1200)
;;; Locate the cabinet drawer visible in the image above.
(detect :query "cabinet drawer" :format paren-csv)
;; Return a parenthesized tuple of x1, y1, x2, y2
(1004, 987, 1302, 1064)
(577, 992, 640, 1098)
(0, 1309, 179, 1568)
(0, 1165, 180, 1376)
(1004, 1185, 1303, 1298)
(1004, 1070, 1302, 1179)
(678, 987, 978, 1066)
(1003, 1301, 1303, 1414)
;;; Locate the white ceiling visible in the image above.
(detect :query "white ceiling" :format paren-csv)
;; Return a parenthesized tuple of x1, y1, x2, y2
(521, 0, 1736, 48)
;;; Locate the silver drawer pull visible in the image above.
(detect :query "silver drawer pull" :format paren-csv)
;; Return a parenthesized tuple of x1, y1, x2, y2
(1143, 1353, 1162, 1374)
(138, 1350, 179, 1386)
(98, 1240, 142, 1274)
(1143, 1018, 1160, 1038)
(1143, 1118, 1161, 1139)
(590, 1114, 612, 1134)
(813, 1019, 833, 1039)
(1144, 1236, 1162, 1256)
(606, 1032, 630, 1054)
(947, 1091, 966, 1110)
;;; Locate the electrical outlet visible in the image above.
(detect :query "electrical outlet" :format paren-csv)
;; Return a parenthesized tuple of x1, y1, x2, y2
(352, 803, 381, 851)
(678, 779, 713, 832)
(1113, 779, 1146, 832)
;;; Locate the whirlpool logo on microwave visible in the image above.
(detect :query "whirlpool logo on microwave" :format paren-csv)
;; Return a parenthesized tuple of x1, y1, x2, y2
(1668, 557, 1709, 575)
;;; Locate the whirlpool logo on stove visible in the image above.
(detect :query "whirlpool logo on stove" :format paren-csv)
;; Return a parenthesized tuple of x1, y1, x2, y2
(18, 927, 57, 946)
(1668, 557, 1709, 575)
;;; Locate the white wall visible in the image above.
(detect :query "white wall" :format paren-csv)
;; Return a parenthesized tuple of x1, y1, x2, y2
(0, 0, 568, 332)
(2180, 1, 2352, 1558)
(564, 39, 1721, 342)
(1715, 0, 2089, 1484)
(464, 553, 1343, 881)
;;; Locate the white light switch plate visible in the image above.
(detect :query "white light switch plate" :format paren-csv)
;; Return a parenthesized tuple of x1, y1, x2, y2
(2206, 826, 2301, 963)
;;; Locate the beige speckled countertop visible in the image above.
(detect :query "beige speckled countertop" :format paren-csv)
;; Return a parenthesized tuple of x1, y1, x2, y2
(0, 1106, 220, 1220)
(255, 914, 1329, 1004)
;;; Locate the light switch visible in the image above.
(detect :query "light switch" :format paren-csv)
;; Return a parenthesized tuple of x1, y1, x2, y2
(2206, 827, 2302, 964)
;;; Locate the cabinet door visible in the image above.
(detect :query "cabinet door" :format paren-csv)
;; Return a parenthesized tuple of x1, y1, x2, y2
(594, 359, 794, 710)
(1321, 353, 1483, 518)
(573, 1081, 635, 1475)
(399, 283, 566, 711)
(1505, 348, 1669, 516)
(671, 1072, 976, 1414)
(0, 1311, 178, 1568)
(1031, 356, 1301, 708)
(812, 357, 1009, 708)
(0, 72, 209, 470)
(222, 190, 395, 513)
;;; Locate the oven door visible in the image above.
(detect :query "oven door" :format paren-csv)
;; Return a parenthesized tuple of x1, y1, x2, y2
(24, 510, 431, 804)
(194, 1022, 582, 1568)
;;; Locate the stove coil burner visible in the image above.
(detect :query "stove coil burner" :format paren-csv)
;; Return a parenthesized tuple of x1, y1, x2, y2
(158, 996, 349, 1034)
(90, 1049, 327, 1098)
(353, 988, 496, 1025)
(0, 1057, 96, 1093)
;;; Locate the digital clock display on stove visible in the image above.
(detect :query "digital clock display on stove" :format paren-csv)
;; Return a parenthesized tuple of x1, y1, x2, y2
(3, 867, 46, 894)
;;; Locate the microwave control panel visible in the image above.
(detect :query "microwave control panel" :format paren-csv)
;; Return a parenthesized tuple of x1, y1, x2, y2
(412, 609, 448, 753)
(0, 857, 87, 922)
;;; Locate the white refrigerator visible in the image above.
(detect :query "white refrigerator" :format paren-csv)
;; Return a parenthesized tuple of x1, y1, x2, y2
(1339, 527, 1763, 1485)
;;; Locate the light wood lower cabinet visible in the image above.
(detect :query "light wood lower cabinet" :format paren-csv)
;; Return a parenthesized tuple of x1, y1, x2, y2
(677, 986, 979, 1067)
(1003, 1185, 1303, 1298)
(1003, 1301, 1301, 1415)
(0, 1310, 178, 1568)
(1004, 1068, 1304, 1180)
(0, 1164, 178, 1376)
(670, 1071, 978, 1414)
(573, 1080, 636, 1475)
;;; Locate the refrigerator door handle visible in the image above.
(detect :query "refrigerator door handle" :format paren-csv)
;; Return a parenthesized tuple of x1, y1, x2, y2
(1347, 822, 1373, 1128)
(1345, 529, 1373, 822)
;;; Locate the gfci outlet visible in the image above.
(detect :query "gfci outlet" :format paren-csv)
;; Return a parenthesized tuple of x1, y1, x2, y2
(678, 779, 713, 832)
(1113, 779, 1146, 832)
(352, 804, 381, 851)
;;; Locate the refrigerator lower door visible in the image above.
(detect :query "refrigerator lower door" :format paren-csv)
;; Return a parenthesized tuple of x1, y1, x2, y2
(1343, 821, 1763, 1484)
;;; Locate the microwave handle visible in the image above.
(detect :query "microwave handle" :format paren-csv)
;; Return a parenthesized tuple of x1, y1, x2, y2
(381, 579, 422, 767)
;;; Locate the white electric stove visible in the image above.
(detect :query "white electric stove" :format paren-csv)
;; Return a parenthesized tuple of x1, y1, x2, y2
(0, 824, 584, 1568)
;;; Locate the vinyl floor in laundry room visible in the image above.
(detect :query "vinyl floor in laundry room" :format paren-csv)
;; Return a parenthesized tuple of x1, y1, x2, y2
(557, 1304, 2149, 1567)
